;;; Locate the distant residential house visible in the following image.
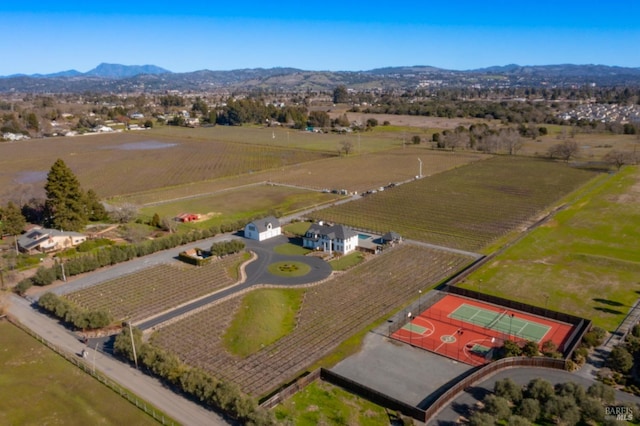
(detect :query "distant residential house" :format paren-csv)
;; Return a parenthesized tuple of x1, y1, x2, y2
(18, 227, 87, 254)
(244, 216, 281, 241)
(303, 222, 358, 255)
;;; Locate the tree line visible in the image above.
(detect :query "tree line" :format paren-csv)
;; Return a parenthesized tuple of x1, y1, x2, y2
(468, 376, 627, 425)
(38, 292, 112, 330)
(114, 326, 275, 425)
(14, 227, 221, 295)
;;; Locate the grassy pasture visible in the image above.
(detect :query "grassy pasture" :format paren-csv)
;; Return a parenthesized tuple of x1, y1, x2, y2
(139, 184, 339, 227)
(63, 252, 245, 323)
(151, 244, 475, 396)
(274, 380, 391, 426)
(308, 156, 597, 252)
(457, 166, 640, 331)
(518, 131, 640, 159)
(0, 321, 159, 426)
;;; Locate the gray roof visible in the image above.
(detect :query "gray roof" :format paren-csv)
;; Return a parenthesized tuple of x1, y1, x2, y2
(307, 223, 357, 240)
(382, 231, 402, 241)
(18, 228, 85, 251)
(250, 216, 280, 233)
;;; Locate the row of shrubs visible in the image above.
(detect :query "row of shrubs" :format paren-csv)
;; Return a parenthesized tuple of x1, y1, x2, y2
(210, 240, 246, 257)
(179, 241, 247, 266)
(498, 339, 562, 359)
(114, 326, 274, 425)
(38, 292, 112, 330)
(468, 376, 626, 426)
(14, 227, 227, 295)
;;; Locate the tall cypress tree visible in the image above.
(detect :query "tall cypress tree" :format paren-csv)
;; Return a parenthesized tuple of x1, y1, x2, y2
(1, 201, 26, 253)
(44, 159, 87, 231)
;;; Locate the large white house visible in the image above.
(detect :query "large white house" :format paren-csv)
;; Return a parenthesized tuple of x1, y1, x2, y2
(244, 216, 281, 241)
(17, 227, 87, 254)
(303, 222, 359, 255)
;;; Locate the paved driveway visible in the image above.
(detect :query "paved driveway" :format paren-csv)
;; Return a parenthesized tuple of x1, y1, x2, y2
(242, 235, 332, 286)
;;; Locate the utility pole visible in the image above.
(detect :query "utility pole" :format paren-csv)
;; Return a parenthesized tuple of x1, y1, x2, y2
(128, 322, 138, 369)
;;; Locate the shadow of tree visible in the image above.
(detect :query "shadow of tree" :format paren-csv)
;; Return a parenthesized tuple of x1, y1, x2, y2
(594, 306, 623, 315)
(593, 298, 625, 307)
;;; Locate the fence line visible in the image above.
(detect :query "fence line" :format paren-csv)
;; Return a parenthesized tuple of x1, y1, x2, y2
(423, 356, 567, 422)
(5, 316, 177, 426)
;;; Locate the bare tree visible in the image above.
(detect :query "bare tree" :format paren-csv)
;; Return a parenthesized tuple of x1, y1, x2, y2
(161, 216, 178, 233)
(603, 150, 631, 170)
(107, 203, 139, 223)
(548, 140, 580, 162)
(500, 128, 524, 155)
(340, 140, 353, 156)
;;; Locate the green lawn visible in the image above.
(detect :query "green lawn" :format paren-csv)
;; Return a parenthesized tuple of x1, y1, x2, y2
(282, 221, 312, 236)
(140, 184, 336, 229)
(458, 166, 640, 331)
(0, 321, 161, 426)
(274, 380, 393, 426)
(267, 261, 311, 277)
(273, 243, 312, 255)
(223, 288, 304, 357)
(330, 251, 366, 271)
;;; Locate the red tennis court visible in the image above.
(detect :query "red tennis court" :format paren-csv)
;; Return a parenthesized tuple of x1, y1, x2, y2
(391, 294, 575, 366)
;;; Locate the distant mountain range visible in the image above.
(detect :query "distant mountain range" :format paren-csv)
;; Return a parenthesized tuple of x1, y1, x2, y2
(1, 63, 639, 93)
(6, 63, 171, 79)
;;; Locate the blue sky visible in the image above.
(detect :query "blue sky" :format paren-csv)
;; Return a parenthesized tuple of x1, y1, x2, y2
(2, 1, 639, 75)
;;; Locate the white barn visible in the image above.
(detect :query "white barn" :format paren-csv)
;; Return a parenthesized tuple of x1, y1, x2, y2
(244, 216, 281, 241)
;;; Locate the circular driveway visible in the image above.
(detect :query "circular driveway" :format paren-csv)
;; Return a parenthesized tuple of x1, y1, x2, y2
(242, 235, 333, 286)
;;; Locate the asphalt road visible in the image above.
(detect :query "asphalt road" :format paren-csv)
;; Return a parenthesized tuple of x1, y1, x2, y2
(6, 294, 228, 426)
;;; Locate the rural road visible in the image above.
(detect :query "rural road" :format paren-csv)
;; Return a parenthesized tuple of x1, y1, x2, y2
(6, 294, 228, 426)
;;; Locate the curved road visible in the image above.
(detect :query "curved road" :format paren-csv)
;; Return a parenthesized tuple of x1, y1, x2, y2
(136, 235, 332, 330)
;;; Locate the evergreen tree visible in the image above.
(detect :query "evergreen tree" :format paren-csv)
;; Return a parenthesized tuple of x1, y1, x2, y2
(44, 159, 87, 231)
(85, 189, 108, 221)
(1, 202, 26, 253)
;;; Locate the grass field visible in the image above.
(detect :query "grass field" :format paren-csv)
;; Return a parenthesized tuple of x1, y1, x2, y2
(458, 166, 640, 331)
(309, 156, 597, 252)
(273, 380, 392, 426)
(139, 183, 339, 227)
(0, 321, 159, 426)
(223, 288, 304, 357)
